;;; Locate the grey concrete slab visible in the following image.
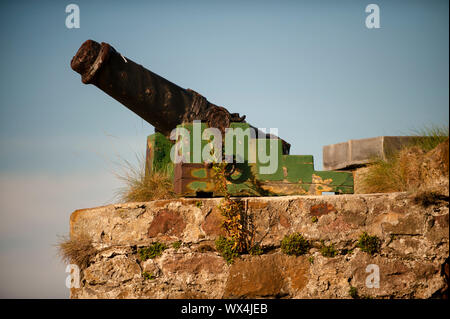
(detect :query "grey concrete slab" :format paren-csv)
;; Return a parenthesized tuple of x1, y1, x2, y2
(323, 136, 418, 170)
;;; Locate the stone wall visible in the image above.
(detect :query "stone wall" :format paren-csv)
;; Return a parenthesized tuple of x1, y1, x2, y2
(69, 192, 449, 299)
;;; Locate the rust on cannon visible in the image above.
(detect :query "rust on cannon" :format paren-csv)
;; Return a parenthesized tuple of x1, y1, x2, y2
(70, 39, 291, 154)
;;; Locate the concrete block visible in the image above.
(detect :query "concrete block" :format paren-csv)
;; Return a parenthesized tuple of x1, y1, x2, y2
(323, 136, 418, 170)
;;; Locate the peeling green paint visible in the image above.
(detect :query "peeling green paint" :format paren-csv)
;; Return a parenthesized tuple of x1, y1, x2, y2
(148, 122, 354, 196)
(191, 168, 207, 178)
(188, 181, 208, 190)
(145, 132, 174, 178)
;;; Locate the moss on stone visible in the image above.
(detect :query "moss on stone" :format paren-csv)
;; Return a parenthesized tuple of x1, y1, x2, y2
(281, 233, 310, 256)
(349, 286, 358, 299)
(138, 242, 167, 261)
(357, 232, 381, 255)
(172, 241, 182, 249)
(249, 244, 263, 256)
(320, 241, 338, 257)
(142, 271, 155, 280)
(195, 201, 203, 208)
(215, 236, 239, 264)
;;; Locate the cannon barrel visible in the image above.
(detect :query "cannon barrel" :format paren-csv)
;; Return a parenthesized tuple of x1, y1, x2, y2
(71, 40, 290, 154)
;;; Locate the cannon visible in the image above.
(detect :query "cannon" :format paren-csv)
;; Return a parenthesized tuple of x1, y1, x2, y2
(71, 40, 290, 153)
(71, 40, 354, 196)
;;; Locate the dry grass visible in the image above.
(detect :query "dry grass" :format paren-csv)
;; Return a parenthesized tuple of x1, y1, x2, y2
(410, 125, 449, 152)
(114, 154, 175, 202)
(360, 146, 424, 193)
(360, 125, 449, 194)
(57, 233, 97, 269)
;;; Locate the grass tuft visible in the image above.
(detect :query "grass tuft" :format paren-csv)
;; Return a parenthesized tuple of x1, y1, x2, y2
(138, 242, 167, 261)
(320, 241, 338, 257)
(410, 125, 449, 152)
(357, 232, 380, 255)
(360, 125, 448, 193)
(361, 147, 423, 193)
(172, 241, 182, 249)
(281, 233, 310, 256)
(114, 153, 175, 202)
(57, 233, 97, 269)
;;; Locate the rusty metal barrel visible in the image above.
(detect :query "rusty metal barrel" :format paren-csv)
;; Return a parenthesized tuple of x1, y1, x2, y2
(71, 40, 290, 154)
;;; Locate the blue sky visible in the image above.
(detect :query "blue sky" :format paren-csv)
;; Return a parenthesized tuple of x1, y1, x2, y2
(0, 0, 448, 298)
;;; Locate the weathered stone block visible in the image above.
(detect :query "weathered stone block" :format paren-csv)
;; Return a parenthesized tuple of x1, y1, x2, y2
(69, 192, 448, 299)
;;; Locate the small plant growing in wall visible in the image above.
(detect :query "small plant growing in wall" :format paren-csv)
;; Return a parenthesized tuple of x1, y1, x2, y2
(249, 244, 263, 256)
(340, 248, 354, 256)
(281, 233, 310, 256)
(320, 241, 337, 257)
(212, 162, 259, 263)
(138, 242, 167, 261)
(357, 232, 380, 255)
(142, 271, 155, 280)
(195, 201, 203, 208)
(349, 286, 359, 299)
(172, 241, 182, 249)
(215, 236, 239, 264)
(311, 216, 318, 223)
